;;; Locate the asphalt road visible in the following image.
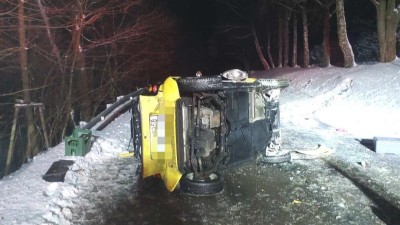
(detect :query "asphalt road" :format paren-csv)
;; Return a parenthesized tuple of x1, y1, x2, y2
(84, 122, 400, 225)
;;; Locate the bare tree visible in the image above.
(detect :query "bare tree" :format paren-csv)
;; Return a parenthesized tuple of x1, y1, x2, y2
(252, 27, 271, 70)
(265, 18, 275, 68)
(277, 11, 283, 67)
(71, 0, 91, 122)
(18, 0, 39, 159)
(0, 0, 177, 176)
(292, 13, 298, 66)
(283, 8, 291, 67)
(301, 4, 310, 68)
(38, 0, 177, 141)
(336, 0, 355, 67)
(322, 7, 331, 67)
(315, 0, 335, 67)
(266, 32, 275, 68)
(370, 0, 400, 62)
(37, 0, 64, 75)
(271, 0, 307, 68)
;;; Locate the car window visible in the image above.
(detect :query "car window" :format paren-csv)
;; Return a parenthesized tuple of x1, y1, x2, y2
(249, 91, 265, 123)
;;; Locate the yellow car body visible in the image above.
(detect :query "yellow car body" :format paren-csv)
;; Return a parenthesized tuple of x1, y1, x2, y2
(139, 77, 182, 192)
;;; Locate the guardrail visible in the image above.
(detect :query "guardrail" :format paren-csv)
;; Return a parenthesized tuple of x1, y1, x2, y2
(83, 88, 145, 130)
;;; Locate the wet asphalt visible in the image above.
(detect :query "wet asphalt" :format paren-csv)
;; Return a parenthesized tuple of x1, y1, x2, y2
(92, 122, 400, 225)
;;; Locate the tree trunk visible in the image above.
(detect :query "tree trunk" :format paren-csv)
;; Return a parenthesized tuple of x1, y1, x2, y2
(62, 0, 91, 134)
(37, 0, 64, 75)
(278, 11, 283, 67)
(266, 33, 275, 68)
(37, 0, 70, 142)
(18, 0, 39, 160)
(266, 19, 275, 68)
(252, 27, 270, 70)
(72, 0, 91, 122)
(322, 8, 331, 67)
(374, 0, 387, 62)
(253, 28, 270, 70)
(292, 13, 298, 67)
(371, 0, 400, 62)
(283, 9, 290, 67)
(336, 0, 355, 68)
(384, 0, 398, 61)
(302, 6, 310, 68)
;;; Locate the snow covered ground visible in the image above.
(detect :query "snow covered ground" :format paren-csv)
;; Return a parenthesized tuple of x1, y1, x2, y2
(1, 60, 400, 224)
(256, 60, 400, 139)
(0, 112, 135, 225)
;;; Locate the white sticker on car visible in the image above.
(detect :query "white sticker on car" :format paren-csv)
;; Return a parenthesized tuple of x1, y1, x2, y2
(149, 114, 166, 153)
(157, 114, 165, 152)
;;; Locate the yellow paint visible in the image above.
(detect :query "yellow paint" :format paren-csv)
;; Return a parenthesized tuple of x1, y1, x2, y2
(118, 152, 134, 158)
(139, 77, 182, 192)
(292, 199, 302, 204)
(242, 78, 257, 83)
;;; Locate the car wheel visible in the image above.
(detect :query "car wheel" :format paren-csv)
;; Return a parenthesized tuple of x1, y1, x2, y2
(180, 172, 224, 196)
(259, 152, 291, 164)
(258, 79, 289, 89)
(177, 76, 223, 92)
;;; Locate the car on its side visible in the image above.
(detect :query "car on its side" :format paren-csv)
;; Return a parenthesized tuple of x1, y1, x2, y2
(130, 69, 289, 195)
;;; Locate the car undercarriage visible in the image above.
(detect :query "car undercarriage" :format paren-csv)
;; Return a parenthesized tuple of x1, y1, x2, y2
(131, 70, 289, 195)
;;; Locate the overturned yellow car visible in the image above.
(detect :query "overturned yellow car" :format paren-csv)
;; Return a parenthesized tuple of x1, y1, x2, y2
(130, 70, 289, 195)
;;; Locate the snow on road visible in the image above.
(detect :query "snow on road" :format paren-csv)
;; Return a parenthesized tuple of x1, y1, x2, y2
(1, 60, 400, 224)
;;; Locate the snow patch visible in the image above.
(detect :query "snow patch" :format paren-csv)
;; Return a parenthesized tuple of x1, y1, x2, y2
(44, 183, 59, 197)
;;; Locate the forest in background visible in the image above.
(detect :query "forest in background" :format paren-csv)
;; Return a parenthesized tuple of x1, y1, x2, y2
(0, 0, 399, 177)
(0, 0, 177, 176)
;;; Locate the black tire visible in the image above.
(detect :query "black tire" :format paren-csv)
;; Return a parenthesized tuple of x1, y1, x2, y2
(258, 79, 290, 89)
(259, 152, 291, 164)
(177, 76, 223, 92)
(180, 172, 224, 196)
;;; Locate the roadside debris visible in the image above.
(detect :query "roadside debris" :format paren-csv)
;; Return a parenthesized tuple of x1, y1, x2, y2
(357, 161, 368, 167)
(373, 136, 400, 155)
(42, 160, 75, 182)
(292, 199, 302, 204)
(118, 151, 134, 158)
(290, 144, 334, 160)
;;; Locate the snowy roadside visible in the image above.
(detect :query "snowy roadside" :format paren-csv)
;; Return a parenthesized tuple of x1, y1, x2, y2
(41, 112, 136, 225)
(267, 60, 400, 214)
(0, 110, 136, 225)
(254, 60, 400, 139)
(0, 140, 64, 224)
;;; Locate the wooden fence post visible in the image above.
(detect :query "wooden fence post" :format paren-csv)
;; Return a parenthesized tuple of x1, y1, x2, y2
(5, 102, 50, 176)
(38, 105, 50, 149)
(5, 107, 20, 176)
